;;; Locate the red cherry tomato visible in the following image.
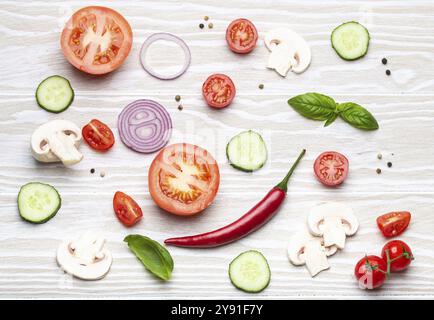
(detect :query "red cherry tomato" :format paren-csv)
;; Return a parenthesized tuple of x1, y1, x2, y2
(82, 119, 115, 151)
(113, 191, 143, 227)
(202, 74, 236, 109)
(313, 151, 349, 187)
(381, 240, 413, 272)
(354, 255, 387, 290)
(377, 211, 411, 238)
(225, 18, 258, 54)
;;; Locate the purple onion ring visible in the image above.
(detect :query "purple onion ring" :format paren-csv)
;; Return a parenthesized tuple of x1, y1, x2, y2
(118, 99, 172, 153)
(139, 33, 191, 80)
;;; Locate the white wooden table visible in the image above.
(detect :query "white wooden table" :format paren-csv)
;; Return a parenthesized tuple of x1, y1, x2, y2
(1, 0, 434, 299)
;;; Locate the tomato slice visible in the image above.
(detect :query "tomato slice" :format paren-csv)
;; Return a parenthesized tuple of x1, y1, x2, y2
(82, 119, 115, 151)
(202, 74, 236, 109)
(377, 211, 411, 238)
(113, 191, 143, 226)
(226, 18, 258, 54)
(148, 143, 220, 216)
(61, 6, 133, 75)
(313, 151, 349, 187)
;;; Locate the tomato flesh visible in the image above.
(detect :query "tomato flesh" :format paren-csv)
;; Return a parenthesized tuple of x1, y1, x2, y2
(61, 6, 132, 75)
(226, 18, 258, 54)
(148, 143, 220, 216)
(314, 151, 349, 187)
(82, 119, 115, 151)
(202, 74, 236, 109)
(377, 211, 411, 238)
(113, 191, 143, 227)
(354, 255, 387, 290)
(381, 240, 413, 272)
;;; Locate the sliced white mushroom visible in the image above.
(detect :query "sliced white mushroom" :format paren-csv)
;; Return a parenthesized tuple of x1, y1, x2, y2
(287, 230, 337, 277)
(307, 202, 359, 250)
(264, 28, 311, 76)
(56, 231, 112, 280)
(31, 120, 83, 166)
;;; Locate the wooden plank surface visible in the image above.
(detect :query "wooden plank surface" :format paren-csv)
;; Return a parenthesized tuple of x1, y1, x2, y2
(1, 0, 434, 299)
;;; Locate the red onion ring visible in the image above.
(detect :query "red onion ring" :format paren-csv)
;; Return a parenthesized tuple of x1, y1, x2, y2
(118, 99, 172, 153)
(140, 33, 191, 80)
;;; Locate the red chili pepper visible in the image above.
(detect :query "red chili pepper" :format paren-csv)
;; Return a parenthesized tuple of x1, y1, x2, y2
(164, 149, 306, 248)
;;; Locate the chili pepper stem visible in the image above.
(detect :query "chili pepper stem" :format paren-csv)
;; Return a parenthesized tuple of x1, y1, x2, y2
(275, 149, 306, 193)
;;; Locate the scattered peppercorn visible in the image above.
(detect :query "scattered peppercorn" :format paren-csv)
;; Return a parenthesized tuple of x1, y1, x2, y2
(382, 58, 387, 65)
(258, 84, 264, 90)
(178, 105, 183, 111)
(377, 153, 382, 160)
(204, 16, 209, 21)
(386, 69, 391, 76)
(175, 95, 181, 102)
(387, 162, 392, 168)
(100, 171, 106, 178)
(376, 168, 382, 174)
(199, 23, 204, 29)
(208, 23, 214, 29)
(90, 168, 95, 174)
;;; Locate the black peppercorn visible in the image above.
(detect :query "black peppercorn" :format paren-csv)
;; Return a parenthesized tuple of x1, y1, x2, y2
(386, 70, 391, 76)
(387, 162, 392, 168)
(382, 58, 387, 65)
(90, 168, 95, 174)
(199, 23, 204, 29)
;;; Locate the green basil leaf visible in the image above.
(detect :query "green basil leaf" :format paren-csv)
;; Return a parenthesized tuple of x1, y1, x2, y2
(288, 93, 337, 121)
(124, 235, 174, 280)
(338, 102, 379, 130)
(324, 113, 339, 127)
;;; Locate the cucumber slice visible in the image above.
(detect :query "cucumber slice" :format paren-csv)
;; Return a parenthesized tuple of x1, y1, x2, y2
(36, 75, 74, 113)
(331, 21, 370, 61)
(226, 130, 267, 172)
(18, 182, 61, 223)
(228, 250, 271, 293)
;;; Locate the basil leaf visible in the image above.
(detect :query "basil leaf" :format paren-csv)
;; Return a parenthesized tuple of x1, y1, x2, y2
(288, 93, 337, 121)
(324, 113, 339, 127)
(124, 235, 174, 281)
(338, 102, 379, 130)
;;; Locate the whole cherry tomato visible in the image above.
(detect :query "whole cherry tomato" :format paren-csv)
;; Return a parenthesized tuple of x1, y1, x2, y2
(354, 255, 387, 289)
(381, 240, 413, 272)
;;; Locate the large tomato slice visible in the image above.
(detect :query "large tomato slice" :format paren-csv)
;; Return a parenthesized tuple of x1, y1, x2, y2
(226, 18, 258, 54)
(202, 74, 236, 109)
(61, 6, 133, 75)
(377, 211, 411, 238)
(148, 143, 220, 216)
(313, 151, 349, 187)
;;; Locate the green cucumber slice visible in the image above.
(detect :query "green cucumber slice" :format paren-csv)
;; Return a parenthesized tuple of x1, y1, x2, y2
(229, 250, 271, 293)
(36, 75, 74, 113)
(331, 21, 370, 61)
(18, 182, 61, 223)
(226, 130, 267, 172)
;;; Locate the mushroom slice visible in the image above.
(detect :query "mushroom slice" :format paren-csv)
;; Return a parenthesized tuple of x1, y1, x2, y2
(56, 231, 112, 280)
(31, 120, 83, 166)
(287, 230, 337, 277)
(307, 202, 359, 249)
(264, 28, 311, 76)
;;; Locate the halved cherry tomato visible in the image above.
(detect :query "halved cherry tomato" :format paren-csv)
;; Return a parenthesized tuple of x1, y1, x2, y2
(377, 211, 411, 238)
(61, 6, 133, 75)
(148, 143, 220, 216)
(202, 74, 236, 109)
(313, 151, 349, 187)
(82, 119, 115, 151)
(354, 255, 387, 290)
(113, 191, 143, 227)
(226, 18, 258, 54)
(381, 240, 413, 272)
